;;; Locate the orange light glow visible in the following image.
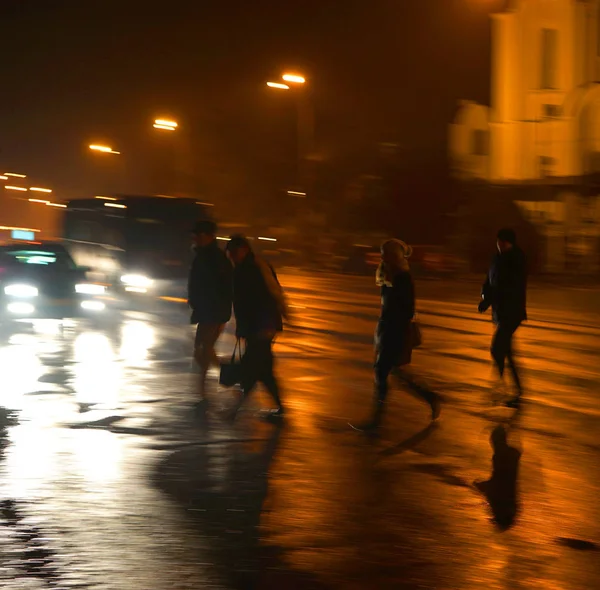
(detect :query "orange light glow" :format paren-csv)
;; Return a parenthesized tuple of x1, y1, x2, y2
(104, 203, 127, 209)
(153, 124, 176, 131)
(267, 82, 290, 90)
(4, 185, 27, 192)
(46, 202, 67, 208)
(154, 119, 178, 128)
(89, 144, 120, 154)
(29, 199, 50, 204)
(4, 172, 26, 178)
(30, 187, 52, 193)
(282, 74, 305, 84)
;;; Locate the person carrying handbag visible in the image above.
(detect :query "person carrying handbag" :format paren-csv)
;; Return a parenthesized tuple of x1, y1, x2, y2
(352, 239, 440, 432)
(225, 235, 288, 419)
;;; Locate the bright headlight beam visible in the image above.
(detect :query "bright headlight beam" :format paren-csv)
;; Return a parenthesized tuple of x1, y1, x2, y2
(4, 284, 39, 297)
(75, 283, 106, 295)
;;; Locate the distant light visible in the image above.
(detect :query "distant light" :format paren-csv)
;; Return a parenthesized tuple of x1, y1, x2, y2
(258, 236, 277, 242)
(95, 195, 117, 201)
(47, 202, 67, 208)
(153, 124, 176, 131)
(0, 176, 7, 180)
(80, 300, 106, 311)
(121, 274, 153, 288)
(4, 172, 26, 178)
(11, 230, 35, 241)
(124, 286, 147, 293)
(282, 74, 306, 84)
(5, 185, 27, 192)
(196, 201, 215, 206)
(89, 144, 120, 154)
(287, 190, 306, 197)
(216, 236, 231, 241)
(267, 82, 290, 90)
(0, 225, 40, 232)
(30, 187, 52, 193)
(75, 283, 106, 295)
(154, 119, 178, 128)
(29, 198, 50, 204)
(104, 203, 127, 209)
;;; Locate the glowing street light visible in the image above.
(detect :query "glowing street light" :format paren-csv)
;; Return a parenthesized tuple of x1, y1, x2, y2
(267, 81, 290, 90)
(29, 198, 50, 204)
(282, 73, 306, 84)
(154, 118, 178, 128)
(46, 202, 67, 208)
(89, 144, 120, 154)
(0, 176, 8, 181)
(104, 202, 127, 209)
(30, 187, 52, 193)
(153, 123, 177, 131)
(4, 172, 26, 178)
(4, 185, 27, 192)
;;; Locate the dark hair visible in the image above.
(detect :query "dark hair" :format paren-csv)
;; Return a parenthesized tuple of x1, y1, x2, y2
(192, 219, 217, 236)
(225, 234, 252, 252)
(497, 228, 516, 245)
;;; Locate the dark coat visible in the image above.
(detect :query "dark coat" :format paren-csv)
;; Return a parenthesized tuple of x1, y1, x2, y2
(481, 245, 527, 325)
(188, 241, 232, 325)
(232, 253, 286, 338)
(376, 270, 415, 350)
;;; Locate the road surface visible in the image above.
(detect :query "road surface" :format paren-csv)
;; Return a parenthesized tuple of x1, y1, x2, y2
(0, 270, 598, 589)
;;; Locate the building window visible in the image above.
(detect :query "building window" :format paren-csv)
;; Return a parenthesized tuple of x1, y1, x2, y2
(543, 104, 561, 118)
(541, 29, 558, 89)
(472, 129, 489, 156)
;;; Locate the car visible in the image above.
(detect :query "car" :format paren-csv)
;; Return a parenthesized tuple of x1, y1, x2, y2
(0, 242, 108, 323)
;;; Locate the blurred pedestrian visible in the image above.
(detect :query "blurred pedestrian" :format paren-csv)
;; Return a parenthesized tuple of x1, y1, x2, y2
(353, 239, 440, 432)
(188, 219, 233, 400)
(479, 228, 527, 408)
(225, 235, 288, 418)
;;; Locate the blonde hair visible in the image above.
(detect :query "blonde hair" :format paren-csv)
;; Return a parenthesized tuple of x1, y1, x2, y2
(377, 239, 412, 286)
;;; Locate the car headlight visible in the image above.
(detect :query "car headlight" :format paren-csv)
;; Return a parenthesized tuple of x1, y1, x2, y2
(75, 283, 106, 295)
(4, 284, 39, 298)
(120, 274, 153, 288)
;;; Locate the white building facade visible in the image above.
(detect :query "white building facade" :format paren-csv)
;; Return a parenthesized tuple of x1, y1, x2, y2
(450, 0, 600, 273)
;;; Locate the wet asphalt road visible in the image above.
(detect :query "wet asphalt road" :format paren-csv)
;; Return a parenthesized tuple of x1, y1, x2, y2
(0, 270, 598, 589)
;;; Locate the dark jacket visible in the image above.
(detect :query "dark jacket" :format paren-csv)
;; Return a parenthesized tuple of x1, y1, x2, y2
(188, 241, 232, 325)
(481, 245, 527, 325)
(232, 252, 287, 338)
(376, 270, 415, 348)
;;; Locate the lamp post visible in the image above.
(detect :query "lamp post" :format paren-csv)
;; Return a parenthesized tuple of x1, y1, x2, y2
(266, 72, 314, 197)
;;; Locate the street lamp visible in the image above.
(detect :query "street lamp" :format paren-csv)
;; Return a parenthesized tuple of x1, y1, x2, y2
(30, 187, 52, 193)
(4, 185, 28, 192)
(282, 73, 306, 84)
(89, 144, 120, 154)
(266, 81, 290, 90)
(266, 72, 313, 196)
(153, 118, 178, 131)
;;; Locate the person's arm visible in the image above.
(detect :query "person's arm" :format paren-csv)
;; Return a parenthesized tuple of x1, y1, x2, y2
(256, 257, 288, 319)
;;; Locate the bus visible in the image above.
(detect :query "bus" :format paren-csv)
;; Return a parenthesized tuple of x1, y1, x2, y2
(62, 195, 213, 299)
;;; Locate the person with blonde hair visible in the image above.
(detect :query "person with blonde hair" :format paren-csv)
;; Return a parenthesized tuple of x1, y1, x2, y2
(353, 239, 440, 431)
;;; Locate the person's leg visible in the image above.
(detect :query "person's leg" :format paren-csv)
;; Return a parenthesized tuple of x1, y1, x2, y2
(194, 323, 224, 396)
(258, 338, 283, 411)
(491, 323, 510, 379)
(505, 322, 523, 404)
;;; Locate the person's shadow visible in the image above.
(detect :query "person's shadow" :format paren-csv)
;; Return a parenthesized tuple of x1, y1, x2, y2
(154, 422, 330, 589)
(475, 410, 523, 530)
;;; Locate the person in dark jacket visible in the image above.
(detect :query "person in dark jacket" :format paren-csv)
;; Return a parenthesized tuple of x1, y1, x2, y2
(188, 219, 233, 397)
(479, 228, 527, 408)
(225, 235, 287, 418)
(353, 239, 440, 431)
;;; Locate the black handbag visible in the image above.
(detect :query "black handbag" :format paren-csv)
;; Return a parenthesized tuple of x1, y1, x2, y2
(219, 339, 244, 387)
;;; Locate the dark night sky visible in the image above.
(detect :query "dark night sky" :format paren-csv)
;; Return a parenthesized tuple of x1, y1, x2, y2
(0, 0, 503, 210)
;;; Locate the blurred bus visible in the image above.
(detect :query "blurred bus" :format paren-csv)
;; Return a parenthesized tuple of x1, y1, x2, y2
(62, 195, 214, 300)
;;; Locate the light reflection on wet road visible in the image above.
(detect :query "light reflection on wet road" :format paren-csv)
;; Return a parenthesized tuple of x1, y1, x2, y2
(0, 270, 598, 589)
